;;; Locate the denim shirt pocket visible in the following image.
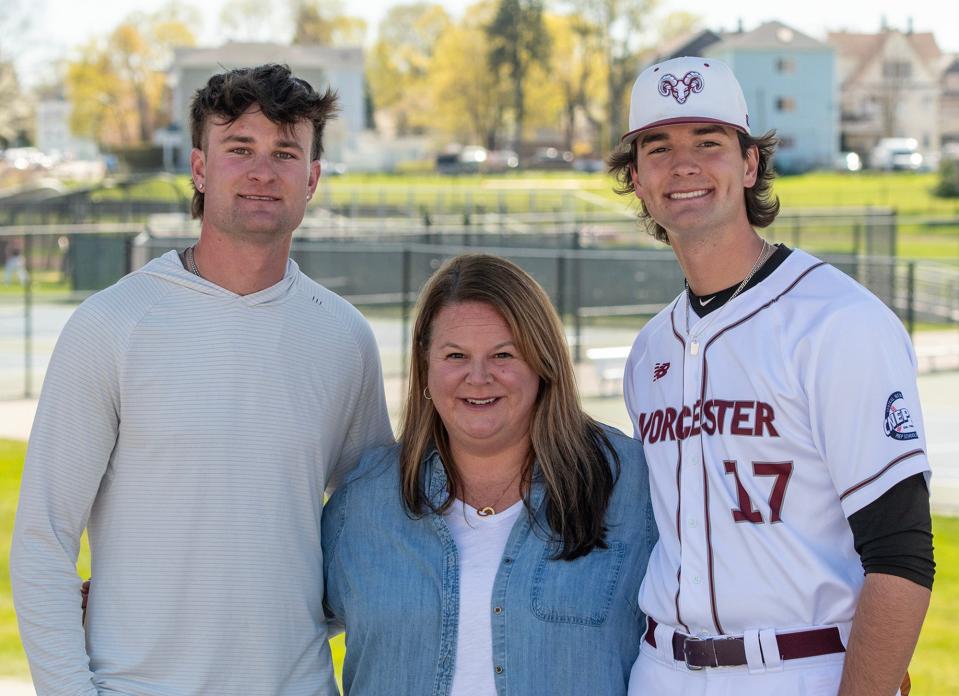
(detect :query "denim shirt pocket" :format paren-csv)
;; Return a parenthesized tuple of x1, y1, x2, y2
(529, 540, 627, 626)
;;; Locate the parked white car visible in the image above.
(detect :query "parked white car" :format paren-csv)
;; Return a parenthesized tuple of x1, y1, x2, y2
(870, 138, 923, 170)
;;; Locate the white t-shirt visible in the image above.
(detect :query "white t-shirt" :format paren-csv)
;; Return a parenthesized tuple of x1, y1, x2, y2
(444, 499, 524, 696)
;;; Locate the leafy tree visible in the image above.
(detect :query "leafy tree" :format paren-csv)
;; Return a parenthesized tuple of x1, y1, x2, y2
(486, 0, 551, 147)
(428, 1, 509, 148)
(542, 12, 607, 153)
(565, 0, 660, 148)
(291, 0, 367, 45)
(935, 157, 959, 198)
(67, 41, 132, 145)
(0, 0, 35, 148)
(0, 61, 32, 148)
(367, 3, 450, 135)
(65, 6, 196, 146)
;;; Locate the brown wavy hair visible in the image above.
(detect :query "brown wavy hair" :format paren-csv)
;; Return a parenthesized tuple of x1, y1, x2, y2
(189, 63, 339, 219)
(607, 129, 781, 243)
(400, 254, 619, 560)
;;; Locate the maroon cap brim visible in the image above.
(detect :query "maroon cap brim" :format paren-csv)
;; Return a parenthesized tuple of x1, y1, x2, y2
(620, 116, 749, 144)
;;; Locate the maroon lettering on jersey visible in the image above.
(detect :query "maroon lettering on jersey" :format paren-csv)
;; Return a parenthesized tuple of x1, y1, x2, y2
(730, 401, 754, 436)
(662, 408, 678, 442)
(713, 400, 734, 435)
(637, 412, 654, 443)
(702, 400, 716, 435)
(635, 400, 779, 443)
(678, 406, 691, 440)
(648, 410, 664, 444)
(755, 401, 779, 437)
(690, 400, 702, 437)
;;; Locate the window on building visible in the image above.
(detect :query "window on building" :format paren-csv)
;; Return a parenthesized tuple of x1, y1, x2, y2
(882, 61, 912, 79)
(776, 97, 796, 112)
(776, 58, 796, 73)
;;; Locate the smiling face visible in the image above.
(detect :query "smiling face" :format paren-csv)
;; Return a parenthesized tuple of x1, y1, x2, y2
(190, 106, 320, 242)
(630, 123, 758, 243)
(426, 301, 541, 461)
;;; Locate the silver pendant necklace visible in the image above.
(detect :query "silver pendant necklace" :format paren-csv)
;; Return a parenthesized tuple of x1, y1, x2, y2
(685, 239, 770, 356)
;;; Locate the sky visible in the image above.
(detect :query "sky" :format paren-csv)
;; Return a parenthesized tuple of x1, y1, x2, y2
(9, 0, 959, 86)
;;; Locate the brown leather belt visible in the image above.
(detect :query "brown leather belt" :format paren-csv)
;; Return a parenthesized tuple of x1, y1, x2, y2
(644, 618, 846, 670)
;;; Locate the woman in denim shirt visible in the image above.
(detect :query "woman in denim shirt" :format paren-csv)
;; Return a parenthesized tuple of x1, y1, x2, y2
(322, 254, 657, 695)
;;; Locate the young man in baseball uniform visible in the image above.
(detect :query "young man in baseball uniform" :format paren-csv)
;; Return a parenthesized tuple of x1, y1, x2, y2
(609, 56, 934, 695)
(11, 64, 393, 695)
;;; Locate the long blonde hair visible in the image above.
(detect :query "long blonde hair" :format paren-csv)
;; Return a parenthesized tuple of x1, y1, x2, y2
(400, 254, 618, 560)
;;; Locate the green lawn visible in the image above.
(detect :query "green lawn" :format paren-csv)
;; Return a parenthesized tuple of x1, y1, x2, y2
(912, 515, 959, 693)
(107, 169, 959, 212)
(77, 170, 959, 261)
(0, 271, 71, 299)
(0, 439, 27, 677)
(0, 438, 956, 691)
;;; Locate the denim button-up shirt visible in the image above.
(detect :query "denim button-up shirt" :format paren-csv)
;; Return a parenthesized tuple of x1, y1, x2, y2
(322, 426, 657, 696)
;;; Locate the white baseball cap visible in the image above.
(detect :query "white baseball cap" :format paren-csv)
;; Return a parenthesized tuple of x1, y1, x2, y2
(621, 56, 750, 144)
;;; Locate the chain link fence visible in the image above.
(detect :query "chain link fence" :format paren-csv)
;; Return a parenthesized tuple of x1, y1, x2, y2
(1, 212, 955, 400)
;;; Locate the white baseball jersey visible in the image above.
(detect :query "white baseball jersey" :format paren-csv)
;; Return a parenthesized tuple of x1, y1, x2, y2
(624, 248, 930, 639)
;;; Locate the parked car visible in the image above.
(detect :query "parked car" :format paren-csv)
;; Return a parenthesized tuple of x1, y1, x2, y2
(834, 151, 863, 172)
(870, 138, 923, 171)
(435, 146, 519, 174)
(528, 147, 574, 170)
(485, 149, 519, 172)
(436, 147, 484, 175)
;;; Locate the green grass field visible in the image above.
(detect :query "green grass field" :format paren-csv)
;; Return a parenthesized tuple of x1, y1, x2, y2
(84, 170, 959, 262)
(0, 438, 956, 690)
(93, 169, 959, 215)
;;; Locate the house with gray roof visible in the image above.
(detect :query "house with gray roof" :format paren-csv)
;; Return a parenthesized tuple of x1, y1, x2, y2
(168, 43, 364, 170)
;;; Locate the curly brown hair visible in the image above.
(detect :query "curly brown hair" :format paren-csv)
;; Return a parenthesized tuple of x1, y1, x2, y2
(607, 130, 781, 243)
(189, 63, 339, 219)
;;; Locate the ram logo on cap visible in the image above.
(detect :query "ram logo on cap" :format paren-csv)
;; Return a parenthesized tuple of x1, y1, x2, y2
(658, 71, 704, 104)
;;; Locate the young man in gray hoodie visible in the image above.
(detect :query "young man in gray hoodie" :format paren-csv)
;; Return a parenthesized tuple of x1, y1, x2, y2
(11, 64, 393, 696)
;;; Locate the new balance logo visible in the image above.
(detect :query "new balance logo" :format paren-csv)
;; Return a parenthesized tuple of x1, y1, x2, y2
(653, 362, 670, 382)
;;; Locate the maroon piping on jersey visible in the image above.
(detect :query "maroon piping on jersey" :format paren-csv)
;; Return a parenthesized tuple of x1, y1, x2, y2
(696, 261, 827, 637)
(840, 449, 925, 500)
(668, 300, 690, 632)
(669, 297, 686, 347)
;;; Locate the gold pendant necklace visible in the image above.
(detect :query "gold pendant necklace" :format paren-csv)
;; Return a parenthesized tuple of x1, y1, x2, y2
(472, 470, 522, 517)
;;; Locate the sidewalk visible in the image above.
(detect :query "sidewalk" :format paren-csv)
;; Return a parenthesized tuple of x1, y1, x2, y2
(0, 678, 34, 695)
(0, 398, 37, 441)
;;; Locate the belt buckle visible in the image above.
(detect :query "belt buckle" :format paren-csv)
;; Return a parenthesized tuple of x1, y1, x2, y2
(682, 635, 708, 671)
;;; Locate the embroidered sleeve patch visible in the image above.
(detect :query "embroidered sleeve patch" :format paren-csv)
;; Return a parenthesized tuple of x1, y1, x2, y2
(884, 391, 919, 440)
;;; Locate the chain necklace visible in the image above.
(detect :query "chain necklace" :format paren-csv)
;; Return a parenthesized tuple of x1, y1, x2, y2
(185, 245, 202, 278)
(685, 239, 771, 356)
(473, 469, 522, 517)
